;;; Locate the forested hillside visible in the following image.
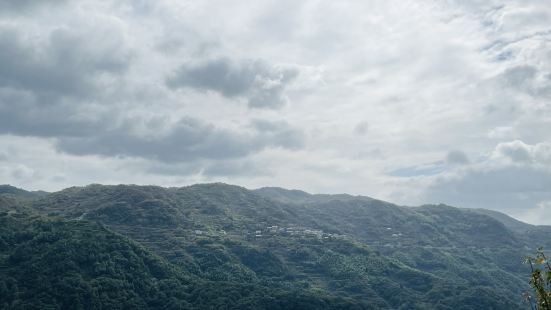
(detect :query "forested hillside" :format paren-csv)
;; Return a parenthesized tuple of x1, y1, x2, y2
(0, 213, 370, 309)
(1, 183, 545, 309)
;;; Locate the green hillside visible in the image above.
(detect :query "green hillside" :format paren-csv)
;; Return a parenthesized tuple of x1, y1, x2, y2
(0, 183, 542, 309)
(0, 185, 48, 199)
(0, 212, 371, 310)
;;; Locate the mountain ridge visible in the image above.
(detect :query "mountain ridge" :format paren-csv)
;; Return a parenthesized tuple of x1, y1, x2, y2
(3, 182, 546, 230)
(0, 182, 542, 309)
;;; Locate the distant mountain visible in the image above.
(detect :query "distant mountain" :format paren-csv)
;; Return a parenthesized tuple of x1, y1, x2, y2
(1, 183, 542, 309)
(470, 208, 535, 234)
(254, 186, 368, 204)
(0, 184, 48, 199)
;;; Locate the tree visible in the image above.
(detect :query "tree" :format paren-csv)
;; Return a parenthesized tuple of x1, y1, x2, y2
(524, 248, 551, 310)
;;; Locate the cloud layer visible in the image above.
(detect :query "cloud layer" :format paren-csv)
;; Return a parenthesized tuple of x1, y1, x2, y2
(424, 141, 551, 224)
(0, 0, 550, 224)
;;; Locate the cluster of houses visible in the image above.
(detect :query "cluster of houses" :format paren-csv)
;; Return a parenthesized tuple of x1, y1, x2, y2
(386, 227, 403, 238)
(193, 224, 346, 241)
(194, 229, 227, 236)
(243, 225, 346, 240)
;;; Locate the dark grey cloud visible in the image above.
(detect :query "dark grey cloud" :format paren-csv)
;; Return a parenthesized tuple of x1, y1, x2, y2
(0, 27, 130, 103)
(166, 57, 299, 109)
(0, 88, 111, 137)
(446, 150, 470, 165)
(55, 118, 306, 163)
(0, 24, 129, 137)
(56, 117, 256, 161)
(0, 22, 305, 168)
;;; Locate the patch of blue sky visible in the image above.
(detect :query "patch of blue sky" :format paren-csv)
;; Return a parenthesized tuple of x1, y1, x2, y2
(388, 161, 446, 177)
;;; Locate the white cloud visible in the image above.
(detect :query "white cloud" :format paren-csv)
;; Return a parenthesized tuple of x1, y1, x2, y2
(519, 200, 551, 225)
(487, 126, 515, 139)
(9, 164, 35, 181)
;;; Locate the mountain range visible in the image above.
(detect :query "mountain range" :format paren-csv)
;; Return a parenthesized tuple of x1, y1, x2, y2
(1, 183, 548, 309)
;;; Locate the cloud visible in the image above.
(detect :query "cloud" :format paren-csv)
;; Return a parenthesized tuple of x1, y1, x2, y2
(10, 164, 35, 181)
(446, 150, 470, 165)
(0, 22, 131, 139)
(0, 87, 113, 137)
(144, 162, 200, 177)
(424, 140, 551, 219)
(202, 160, 268, 177)
(55, 117, 306, 163)
(389, 162, 446, 177)
(0, 26, 130, 102)
(0, 0, 549, 225)
(166, 57, 299, 109)
(144, 159, 267, 178)
(144, 158, 268, 178)
(0, 0, 66, 14)
(519, 200, 551, 225)
(494, 140, 532, 162)
(0, 19, 131, 138)
(498, 65, 551, 99)
(250, 119, 306, 149)
(0, 7, 307, 169)
(0, 162, 36, 183)
(493, 140, 551, 164)
(353, 121, 369, 136)
(487, 126, 515, 139)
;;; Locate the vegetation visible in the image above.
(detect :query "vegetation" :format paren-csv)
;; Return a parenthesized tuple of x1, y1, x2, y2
(525, 248, 551, 310)
(0, 213, 370, 309)
(1, 183, 547, 309)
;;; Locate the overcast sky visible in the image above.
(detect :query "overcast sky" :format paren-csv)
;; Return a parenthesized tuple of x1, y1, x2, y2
(0, 0, 550, 224)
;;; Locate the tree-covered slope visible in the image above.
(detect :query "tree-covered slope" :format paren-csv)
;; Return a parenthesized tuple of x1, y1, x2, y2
(0, 185, 48, 199)
(0, 212, 194, 309)
(0, 212, 371, 310)
(1, 183, 540, 309)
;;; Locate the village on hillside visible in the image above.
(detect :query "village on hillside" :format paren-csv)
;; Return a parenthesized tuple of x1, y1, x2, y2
(193, 224, 348, 241)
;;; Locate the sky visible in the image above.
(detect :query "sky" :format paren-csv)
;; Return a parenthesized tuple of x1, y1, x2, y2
(0, 0, 550, 224)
